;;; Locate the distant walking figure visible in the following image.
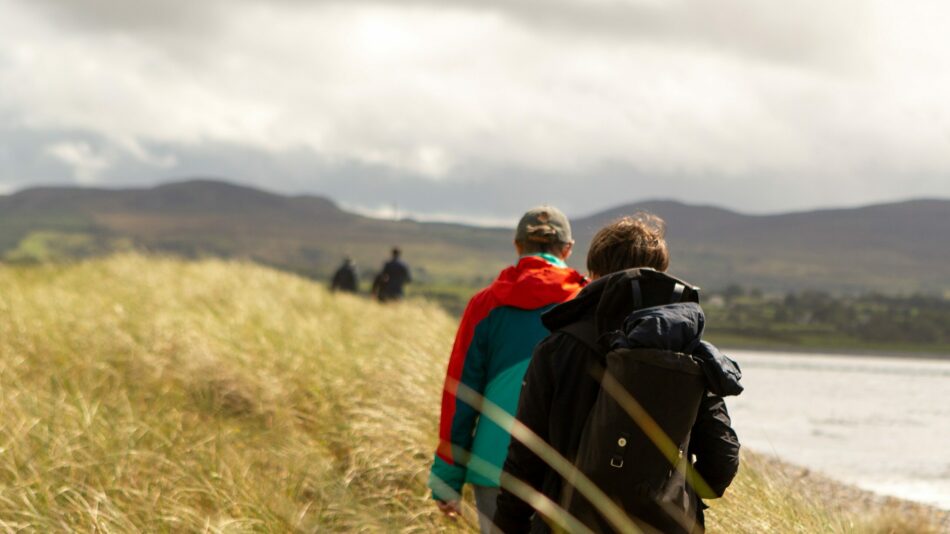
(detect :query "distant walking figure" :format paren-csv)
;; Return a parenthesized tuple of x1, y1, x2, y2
(330, 257, 359, 293)
(378, 247, 411, 302)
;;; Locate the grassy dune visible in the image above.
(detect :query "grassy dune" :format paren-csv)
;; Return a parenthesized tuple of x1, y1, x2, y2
(0, 255, 944, 532)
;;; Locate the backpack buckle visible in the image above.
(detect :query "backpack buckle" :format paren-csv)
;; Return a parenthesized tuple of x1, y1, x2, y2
(610, 456, 624, 468)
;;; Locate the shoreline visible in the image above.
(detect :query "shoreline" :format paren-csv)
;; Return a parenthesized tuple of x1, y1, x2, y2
(719, 343, 950, 361)
(748, 450, 950, 516)
(747, 450, 950, 524)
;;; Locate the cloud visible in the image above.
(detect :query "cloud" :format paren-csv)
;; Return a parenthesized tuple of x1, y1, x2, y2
(1, 0, 949, 219)
(44, 141, 112, 184)
(23, 0, 224, 34)
(25, 0, 873, 70)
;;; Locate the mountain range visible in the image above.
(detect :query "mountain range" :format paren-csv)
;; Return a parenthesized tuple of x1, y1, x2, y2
(2, 179, 948, 294)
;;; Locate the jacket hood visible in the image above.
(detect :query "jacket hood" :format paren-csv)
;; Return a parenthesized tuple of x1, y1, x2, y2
(542, 268, 698, 336)
(611, 302, 705, 354)
(489, 255, 586, 310)
(542, 268, 743, 397)
(609, 302, 744, 397)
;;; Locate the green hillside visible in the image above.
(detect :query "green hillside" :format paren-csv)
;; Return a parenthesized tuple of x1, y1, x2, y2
(0, 255, 943, 532)
(571, 199, 950, 293)
(2, 180, 950, 294)
(0, 180, 514, 284)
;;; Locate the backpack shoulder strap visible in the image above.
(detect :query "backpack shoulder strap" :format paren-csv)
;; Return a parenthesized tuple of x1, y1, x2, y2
(630, 278, 643, 308)
(671, 282, 685, 303)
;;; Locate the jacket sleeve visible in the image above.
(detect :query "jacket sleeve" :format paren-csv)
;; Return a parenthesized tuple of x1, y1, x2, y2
(429, 456, 467, 502)
(493, 333, 564, 533)
(689, 392, 740, 499)
(449, 316, 492, 461)
(429, 327, 488, 502)
(434, 292, 493, 461)
(429, 292, 493, 500)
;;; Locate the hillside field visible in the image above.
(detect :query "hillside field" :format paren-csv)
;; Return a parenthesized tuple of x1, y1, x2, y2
(3, 180, 950, 294)
(0, 255, 944, 532)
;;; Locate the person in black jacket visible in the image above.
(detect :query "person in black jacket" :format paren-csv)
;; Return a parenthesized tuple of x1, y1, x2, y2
(378, 247, 412, 302)
(493, 213, 741, 533)
(330, 257, 359, 293)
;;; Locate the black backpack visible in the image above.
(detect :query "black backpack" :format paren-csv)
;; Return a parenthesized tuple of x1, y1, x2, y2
(559, 277, 706, 534)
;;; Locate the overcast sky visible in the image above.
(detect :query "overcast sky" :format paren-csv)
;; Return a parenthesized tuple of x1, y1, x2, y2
(1, 0, 949, 222)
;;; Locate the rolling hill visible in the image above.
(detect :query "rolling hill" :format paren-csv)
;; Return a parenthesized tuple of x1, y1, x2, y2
(0, 180, 513, 284)
(570, 198, 950, 293)
(1, 179, 948, 293)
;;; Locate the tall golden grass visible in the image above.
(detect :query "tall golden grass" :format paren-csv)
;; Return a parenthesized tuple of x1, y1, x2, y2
(0, 255, 944, 532)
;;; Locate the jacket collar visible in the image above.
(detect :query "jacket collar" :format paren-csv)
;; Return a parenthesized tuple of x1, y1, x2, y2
(487, 256, 586, 310)
(542, 267, 697, 336)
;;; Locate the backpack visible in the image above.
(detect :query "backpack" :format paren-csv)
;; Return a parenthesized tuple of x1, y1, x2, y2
(559, 277, 706, 534)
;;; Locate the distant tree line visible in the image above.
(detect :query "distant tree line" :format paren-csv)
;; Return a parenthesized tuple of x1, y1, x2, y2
(704, 286, 950, 348)
(416, 280, 949, 350)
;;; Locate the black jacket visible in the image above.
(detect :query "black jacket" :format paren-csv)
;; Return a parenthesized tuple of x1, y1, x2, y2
(330, 262, 358, 293)
(493, 269, 741, 533)
(379, 259, 411, 299)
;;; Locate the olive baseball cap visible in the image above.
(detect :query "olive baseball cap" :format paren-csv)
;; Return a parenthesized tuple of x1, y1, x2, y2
(515, 205, 573, 244)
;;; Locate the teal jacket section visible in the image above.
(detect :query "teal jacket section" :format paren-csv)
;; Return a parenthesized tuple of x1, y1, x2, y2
(429, 304, 555, 498)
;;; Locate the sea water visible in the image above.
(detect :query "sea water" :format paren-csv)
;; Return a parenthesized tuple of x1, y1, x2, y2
(726, 350, 950, 510)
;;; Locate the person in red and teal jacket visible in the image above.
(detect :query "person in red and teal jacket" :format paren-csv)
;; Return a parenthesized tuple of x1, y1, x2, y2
(429, 205, 586, 533)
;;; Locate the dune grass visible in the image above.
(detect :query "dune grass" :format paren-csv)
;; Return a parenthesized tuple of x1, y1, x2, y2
(0, 255, 944, 532)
